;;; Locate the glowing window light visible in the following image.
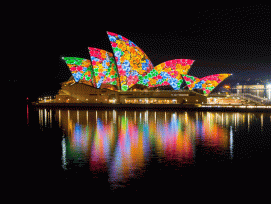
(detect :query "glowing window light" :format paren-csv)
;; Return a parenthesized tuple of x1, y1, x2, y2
(137, 59, 194, 90)
(62, 57, 96, 86)
(88, 47, 120, 89)
(107, 31, 154, 91)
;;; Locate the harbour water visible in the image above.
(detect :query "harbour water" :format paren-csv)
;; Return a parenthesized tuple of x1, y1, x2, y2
(26, 104, 270, 193)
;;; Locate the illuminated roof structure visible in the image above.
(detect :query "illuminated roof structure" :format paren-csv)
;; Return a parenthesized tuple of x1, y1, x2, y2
(138, 59, 194, 90)
(62, 32, 232, 95)
(182, 74, 201, 90)
(62, 57, 95, 86)
(194, 74, 232, 95)
(88, 47, 120, 89)
(183, 74, 231, 95)
(107, 32, 154, 91)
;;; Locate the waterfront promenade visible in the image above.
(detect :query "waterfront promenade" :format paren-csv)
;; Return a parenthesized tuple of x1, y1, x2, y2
(33, 102, 271, 112)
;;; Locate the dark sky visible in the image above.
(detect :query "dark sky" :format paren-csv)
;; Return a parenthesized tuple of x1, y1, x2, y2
(11, 4, 271, 99)
(57, 5, 270, 80)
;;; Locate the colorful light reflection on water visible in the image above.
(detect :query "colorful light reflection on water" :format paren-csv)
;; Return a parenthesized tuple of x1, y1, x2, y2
(37, 109, 270, 190)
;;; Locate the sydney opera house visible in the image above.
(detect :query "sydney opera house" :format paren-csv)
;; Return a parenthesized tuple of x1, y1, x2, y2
(51, 32, 231, 105)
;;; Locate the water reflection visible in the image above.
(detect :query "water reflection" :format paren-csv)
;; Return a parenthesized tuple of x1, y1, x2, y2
(62, 136, 67, 170)
(26, 104, 29, 125)
(37, 109, 269, 189)
(39, 108, 53, 129)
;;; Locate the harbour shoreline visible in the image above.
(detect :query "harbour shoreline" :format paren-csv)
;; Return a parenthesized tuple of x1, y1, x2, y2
(32, 102, 271, 112)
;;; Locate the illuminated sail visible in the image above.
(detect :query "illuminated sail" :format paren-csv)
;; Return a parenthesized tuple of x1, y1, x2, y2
(138, 59, 194, 90)
(194, 74, 232, 95)
(62, 57, 95, 86)
(107, 31, 154, 91)
(88, 47, 120, 89)
(182, 74, 201, 90)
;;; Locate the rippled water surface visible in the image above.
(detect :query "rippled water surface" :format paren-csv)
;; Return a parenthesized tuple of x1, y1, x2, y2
(27, 105, 270, 192)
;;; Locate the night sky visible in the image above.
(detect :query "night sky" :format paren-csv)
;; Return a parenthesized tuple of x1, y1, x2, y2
(11, 4, 271, 101)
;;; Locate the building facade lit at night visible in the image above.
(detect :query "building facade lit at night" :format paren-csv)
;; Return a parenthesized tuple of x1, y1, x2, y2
(45, 32, 232, 105)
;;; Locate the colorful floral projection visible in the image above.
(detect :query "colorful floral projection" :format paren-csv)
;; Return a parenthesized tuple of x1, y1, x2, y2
(182, 74, 201, 90)
(88, 47, 120, 89)
(138, 59, 194, 90)
(107, 32, 154, 91)
(195, 74, 231, 95)
(62, 57, 95, 86)
(62, 32, 231, 94)
(182, 74, 231, 95)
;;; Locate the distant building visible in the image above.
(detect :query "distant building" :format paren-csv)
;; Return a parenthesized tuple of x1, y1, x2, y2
(234, 84, 268, 98)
